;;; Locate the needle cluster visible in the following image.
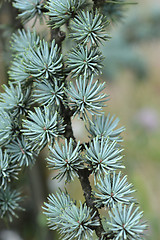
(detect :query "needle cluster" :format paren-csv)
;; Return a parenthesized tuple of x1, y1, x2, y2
(0, 0, 147, 239)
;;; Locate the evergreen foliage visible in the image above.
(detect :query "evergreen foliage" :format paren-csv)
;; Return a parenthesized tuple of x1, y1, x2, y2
(0, 186, 23, 222)
(47, 138, 83, 182)
(46, 0, 86, 28)
(11, 29, 40, 56)
(0, 82, 32, 116)
(87, 113, 125, 142)
(0, 0, 147, 239)
(13, 0, 45, 24)
(70, 9, 110, 46)
(85, 137, 124, 179)
(22, 39, 63, 79)
(9, 38, 63, 83)
(0, 111, 16, 147)
(22, 106, 65, 148)
(107, 203, 147, 239)
(95, 172, 135, 208)
(33, 79, 64, 106)
(43, 190, 99, 240)
(66, 75, 108, 119)
(0, 149, 20, 189)
(9, 56, 32, 84)
(6, 135, 38, 167)
(65, 45, 104, 77)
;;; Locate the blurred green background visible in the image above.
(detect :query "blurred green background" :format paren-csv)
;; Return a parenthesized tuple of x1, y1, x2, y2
(0, 0, 160, 239)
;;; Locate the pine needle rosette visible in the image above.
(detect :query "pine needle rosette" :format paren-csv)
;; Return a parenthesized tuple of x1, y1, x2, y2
(107, 203, 147, 239)
(8, 56, 32, 84)
(13, 0, 46, 24)
(22, 39, 63, 79)
(0, 149, 20, 190)
(65, 45, 104, 77)
(0, 83, 32, 116)
(33, 78, 64, 106)
(47, 138, 83, 182)
(84, 137, 124, 179)
(9, 39, 63, 83)
(22, 106, 65, 149)
(6, 135, 38, 167)
(59, 202, 99, 240)
(0, 110, 16, 147)
(46, 0, 86, 28)
(66, 75, 109, 120)
(43, 190, 99, 240)
(43, 190, 73, 230)
(11, 29, 40, 56)
(0, 186, 24, 222)
(87, 113, 125, 142)
(70, 9, 110, 46)
(95, 171, 135, 208)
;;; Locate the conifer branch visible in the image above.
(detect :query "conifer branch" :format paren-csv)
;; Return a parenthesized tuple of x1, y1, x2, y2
(0, 1, 147, 239)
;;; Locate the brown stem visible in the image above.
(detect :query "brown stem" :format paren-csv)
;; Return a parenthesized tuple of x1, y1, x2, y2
(60, 104, 76, 141)
(50, 27, 66, 47)
(78, 169, 105, 239)
(60, 106, 113, 239)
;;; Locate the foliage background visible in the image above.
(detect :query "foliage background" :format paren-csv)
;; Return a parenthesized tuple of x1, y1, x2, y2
(0, 0, 160, 239)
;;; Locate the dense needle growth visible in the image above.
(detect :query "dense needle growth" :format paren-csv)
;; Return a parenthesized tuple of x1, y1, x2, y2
(0, 0, 147, 239)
